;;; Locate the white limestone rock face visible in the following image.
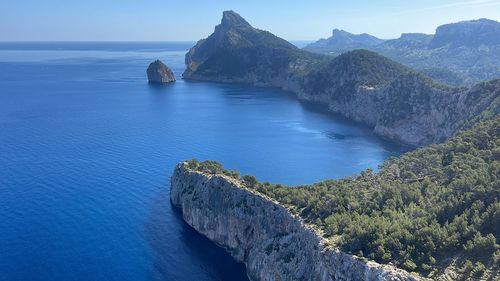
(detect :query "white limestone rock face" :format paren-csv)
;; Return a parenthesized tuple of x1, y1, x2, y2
(170, 163, 421, 281)
(147, 60, 176, 84)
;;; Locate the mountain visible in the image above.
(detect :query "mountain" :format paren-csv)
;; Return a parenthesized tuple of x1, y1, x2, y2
(429, 18, 500, 48)
(183, 11, 499, 147)
(304, 19, 500, 86)
(183, 10, 323, 85)
(303, 29, 385, 55)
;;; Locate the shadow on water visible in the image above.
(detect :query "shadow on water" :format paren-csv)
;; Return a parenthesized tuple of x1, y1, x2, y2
(145, 185, 249, 281)
(295, 100, 414, 153)
(147, 82, 177, 91)
(182, 79, 412, 153)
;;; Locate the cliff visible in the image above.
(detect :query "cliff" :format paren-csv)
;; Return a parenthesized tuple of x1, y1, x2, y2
(182, 11, 500, 147)
(170, 162, 419, 281)
(183, 11, 322, 90)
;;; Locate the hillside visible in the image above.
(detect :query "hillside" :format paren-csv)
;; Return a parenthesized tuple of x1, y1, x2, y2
(304, 19, 500, 86)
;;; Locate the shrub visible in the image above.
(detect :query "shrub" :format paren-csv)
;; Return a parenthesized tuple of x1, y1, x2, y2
(242, 175, 258, 188)
(197, 160, 224, 174)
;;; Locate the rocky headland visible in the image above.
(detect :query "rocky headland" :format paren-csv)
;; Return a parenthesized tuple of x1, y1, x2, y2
(170, 161, 420, 281)
(183, 11, 500, 147)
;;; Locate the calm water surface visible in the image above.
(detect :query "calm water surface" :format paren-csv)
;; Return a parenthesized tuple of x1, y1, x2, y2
(0, 42, 405, 281)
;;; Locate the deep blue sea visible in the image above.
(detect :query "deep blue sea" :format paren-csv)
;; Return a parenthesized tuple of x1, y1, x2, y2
(0, 42, 405, 281)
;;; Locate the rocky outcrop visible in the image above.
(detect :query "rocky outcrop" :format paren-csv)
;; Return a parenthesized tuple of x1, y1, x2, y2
(147, 60, 176, 83)
(170, 162, 420, 281)
(182, 11, 500, 147)
(183, 10, 321, 90)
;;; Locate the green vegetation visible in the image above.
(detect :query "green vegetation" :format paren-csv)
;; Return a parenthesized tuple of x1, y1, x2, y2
(186, 159, 240, 179)
(250, 118, 499, 276)
(304, 19, 500, 85)
(187, 118, 499, 277)
(304, 50, 412, 101)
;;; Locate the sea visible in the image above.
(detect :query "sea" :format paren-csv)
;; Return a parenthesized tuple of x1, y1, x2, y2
(0, 42, 406, 281)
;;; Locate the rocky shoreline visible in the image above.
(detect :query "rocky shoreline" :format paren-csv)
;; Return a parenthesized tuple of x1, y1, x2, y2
(170, 162, 420, 281)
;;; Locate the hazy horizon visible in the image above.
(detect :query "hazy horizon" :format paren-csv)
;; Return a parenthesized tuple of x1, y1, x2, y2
(1, 0, 500, 42)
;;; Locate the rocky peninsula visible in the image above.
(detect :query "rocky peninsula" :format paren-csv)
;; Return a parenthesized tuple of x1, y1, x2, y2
(147, 60, 176, 84)
(183, 11, 499, 147)
(170, 161, 419, 281)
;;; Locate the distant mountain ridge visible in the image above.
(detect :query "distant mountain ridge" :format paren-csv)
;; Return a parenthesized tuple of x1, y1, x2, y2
(304, 18, 500, 85)
(429, 18, 500, 48)
(304, 29, 385, 55)
(183, 11, 499, 147)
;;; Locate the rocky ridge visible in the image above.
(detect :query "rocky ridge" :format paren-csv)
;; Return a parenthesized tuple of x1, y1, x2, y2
(305, 18, 500, 84)
(170, 162, 420, 281)
(304, 29, 385, 55)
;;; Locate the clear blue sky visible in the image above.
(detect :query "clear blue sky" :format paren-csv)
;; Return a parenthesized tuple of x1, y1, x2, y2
(1, 0, 499, 41)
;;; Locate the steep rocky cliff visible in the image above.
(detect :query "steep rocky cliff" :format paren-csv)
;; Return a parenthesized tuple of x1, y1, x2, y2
(183, 10, 321, 89)
(183, 11, 500, 147)
(170, 162, 419, 281)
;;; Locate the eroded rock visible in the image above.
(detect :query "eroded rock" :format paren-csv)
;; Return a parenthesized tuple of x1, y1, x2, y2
(147, 60, 176, 84)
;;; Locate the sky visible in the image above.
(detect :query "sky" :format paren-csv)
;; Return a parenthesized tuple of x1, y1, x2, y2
(1, 0, 500, 41)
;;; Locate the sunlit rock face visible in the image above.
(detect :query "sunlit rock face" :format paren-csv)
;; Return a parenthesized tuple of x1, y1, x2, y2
(170, 162, 419, 281)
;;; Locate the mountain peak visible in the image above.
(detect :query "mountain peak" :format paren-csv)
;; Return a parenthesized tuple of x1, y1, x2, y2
(183, 10, 302, 79)
(221, 10, 251, 29)
(305, 28, 384, 54)
(332, 28, 345, 35)
(430, 18, 500, 48)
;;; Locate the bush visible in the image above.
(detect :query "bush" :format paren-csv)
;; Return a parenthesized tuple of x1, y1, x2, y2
(186, 158, 200, 169)
(223, 169, 240, 179)
(242, 175, 258, 188)
(403, 259, 417, 271)
(472, 261, 486, 277)
(197, 160, 224, 174)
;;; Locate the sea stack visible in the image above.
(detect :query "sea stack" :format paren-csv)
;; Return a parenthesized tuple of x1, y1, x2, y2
(147, 60, 176, 84)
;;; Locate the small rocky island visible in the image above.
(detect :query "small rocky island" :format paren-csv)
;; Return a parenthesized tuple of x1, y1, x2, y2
(147, 60, 176, 84)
